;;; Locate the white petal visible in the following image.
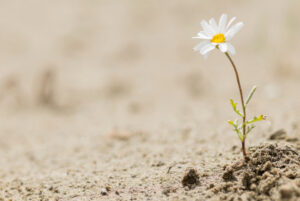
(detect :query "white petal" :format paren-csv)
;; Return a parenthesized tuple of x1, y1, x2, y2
(218, 43, 228, 52)
(227, 43, 236, 55)
(192, 31, 211, 39)
(200, 43, 215, 55)
(193, 40, 210, 51)
(225, 22, 244, 41)
(209, 18, 218, 33)
(218, 14, 227, 33)
(204, 44, 217, 58)
(226, 17, 236, 31)
(201, 20, 214, 37)
(203, 52, 210, 59)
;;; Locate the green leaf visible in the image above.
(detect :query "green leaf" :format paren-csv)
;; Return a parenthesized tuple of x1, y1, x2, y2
(227, 119, 243, 141)
(227, 119, 238, 129)
(236, 130, 244, 141)
(245, 86, 257, 106)
(230, 99, 244, 117)
(246, 124, 256, 135)
(227, 120, 234, 125)
(246, 115, 266, 124)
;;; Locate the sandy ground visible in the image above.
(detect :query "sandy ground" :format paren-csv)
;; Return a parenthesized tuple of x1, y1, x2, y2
(0, 0, 300, 200)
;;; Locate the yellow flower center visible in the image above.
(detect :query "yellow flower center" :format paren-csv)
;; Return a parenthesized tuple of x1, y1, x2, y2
(211, 33, 225, 43)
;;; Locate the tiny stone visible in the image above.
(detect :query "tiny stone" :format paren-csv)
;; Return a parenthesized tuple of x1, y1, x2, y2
(101, 188, 108, 196)
(162, 188, 171, 196)
(280, 185, 293, 199)
(262, 161, 272, 172)
(270, 168, 279, 175)
(105, 186, 111, 191)
(181, 168, 200, 189)
(222, 168, 237, 182)
(286, 171, 297, 179)
(250, 184, 257, 191)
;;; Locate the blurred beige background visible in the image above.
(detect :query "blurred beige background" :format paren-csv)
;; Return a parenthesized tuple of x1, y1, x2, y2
(0, 0, 299, 200)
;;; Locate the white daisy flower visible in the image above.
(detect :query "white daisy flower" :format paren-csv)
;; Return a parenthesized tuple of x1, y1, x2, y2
(193, 14, 244, 58)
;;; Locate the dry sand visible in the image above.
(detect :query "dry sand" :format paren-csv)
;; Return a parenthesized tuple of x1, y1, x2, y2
(0, 0, 300, 200)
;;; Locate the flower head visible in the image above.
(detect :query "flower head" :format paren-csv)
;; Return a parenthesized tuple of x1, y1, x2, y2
(193, 14, 244, 58)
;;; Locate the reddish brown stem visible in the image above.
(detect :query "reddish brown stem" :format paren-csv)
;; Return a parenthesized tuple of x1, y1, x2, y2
(225, 52, 247, 159)
(242, 140, 246, 157)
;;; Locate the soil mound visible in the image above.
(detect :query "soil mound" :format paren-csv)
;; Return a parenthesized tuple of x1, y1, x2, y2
(213, 143, 300, 201)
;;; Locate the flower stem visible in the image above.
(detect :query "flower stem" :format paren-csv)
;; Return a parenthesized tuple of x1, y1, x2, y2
(224, 52, 247, 159)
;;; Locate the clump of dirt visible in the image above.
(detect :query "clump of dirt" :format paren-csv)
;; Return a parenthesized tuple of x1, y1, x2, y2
(213, 143, 300, 201)
(269, 129, 299, 143)
(181, 168, 200, 190)
(269, 129, 287, 140)
(222, 167, 237, 182)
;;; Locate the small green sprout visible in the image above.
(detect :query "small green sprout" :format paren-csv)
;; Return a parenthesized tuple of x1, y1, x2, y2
(193, 14, 266, 159)
(228, 86, 266, 157)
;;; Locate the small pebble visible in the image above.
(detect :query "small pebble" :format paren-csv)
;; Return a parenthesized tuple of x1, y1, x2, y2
(101, 188, 108, 196)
